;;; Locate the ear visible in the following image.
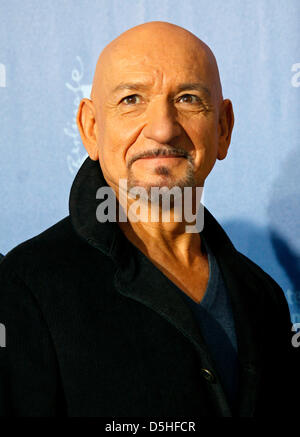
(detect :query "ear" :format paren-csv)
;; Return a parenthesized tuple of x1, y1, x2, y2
(76, 98, 99, 161)
(217, 99, 234, 160)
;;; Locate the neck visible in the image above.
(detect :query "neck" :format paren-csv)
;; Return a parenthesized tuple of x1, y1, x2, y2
(116, 188, 204, 267)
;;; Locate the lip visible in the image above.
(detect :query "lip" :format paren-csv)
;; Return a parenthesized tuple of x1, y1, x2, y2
(138, 155, 186, 160)
(132, 155, 186, 168)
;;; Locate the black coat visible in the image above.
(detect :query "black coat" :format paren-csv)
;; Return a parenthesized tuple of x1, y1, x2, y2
(0, 158, 298, 417)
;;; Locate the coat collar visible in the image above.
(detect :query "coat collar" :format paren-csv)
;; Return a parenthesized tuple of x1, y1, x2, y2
(69, 157, 235, 266)
(69, 157, 263, 417)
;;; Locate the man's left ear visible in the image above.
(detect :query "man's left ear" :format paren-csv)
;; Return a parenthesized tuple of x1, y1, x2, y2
(217, 99, 234, 160)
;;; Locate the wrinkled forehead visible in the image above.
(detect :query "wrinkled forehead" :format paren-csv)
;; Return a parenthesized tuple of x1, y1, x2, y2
(115, 50, 206, 77)
(92, 30, 222, 104)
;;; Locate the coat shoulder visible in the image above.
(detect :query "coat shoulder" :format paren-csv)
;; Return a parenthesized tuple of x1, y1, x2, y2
(0, 216, 96, 281)
(2, 216, 74, 259)
(234, 249, 290, 314)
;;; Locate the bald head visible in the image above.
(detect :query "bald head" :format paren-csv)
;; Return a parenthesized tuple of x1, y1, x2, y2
(91, 21, 223, 106)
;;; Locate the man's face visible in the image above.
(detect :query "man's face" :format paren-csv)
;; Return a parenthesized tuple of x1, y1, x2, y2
(80, 24, 232, 197)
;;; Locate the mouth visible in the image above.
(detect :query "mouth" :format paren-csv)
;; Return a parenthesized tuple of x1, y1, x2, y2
(138, 154, 186, 160)
(128, 148, 188, 168)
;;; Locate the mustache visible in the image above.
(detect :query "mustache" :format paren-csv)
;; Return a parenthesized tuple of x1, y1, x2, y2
(127, 147, 192, 168)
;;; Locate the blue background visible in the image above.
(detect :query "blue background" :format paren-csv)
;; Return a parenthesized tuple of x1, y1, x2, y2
(0, 0, 299, 321)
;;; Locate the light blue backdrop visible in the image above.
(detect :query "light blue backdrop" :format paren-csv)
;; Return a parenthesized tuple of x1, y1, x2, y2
(0, 0, 299, 322)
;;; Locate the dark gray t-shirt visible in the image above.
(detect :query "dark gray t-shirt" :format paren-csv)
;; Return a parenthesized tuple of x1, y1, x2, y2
(181, 235, 239, 410)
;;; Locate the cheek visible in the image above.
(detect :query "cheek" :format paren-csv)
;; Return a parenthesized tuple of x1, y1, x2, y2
(96, 116, 143, 177)
(186, 118, 219, 174)
(105, 115, 145, 149)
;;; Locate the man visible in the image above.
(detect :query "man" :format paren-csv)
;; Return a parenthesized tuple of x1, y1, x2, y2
(0, 22, 298, 417)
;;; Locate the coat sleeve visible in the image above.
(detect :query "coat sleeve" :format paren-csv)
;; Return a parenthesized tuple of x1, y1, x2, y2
(270, 277, 300, 399)
(262, 272, 300, 414)
(238, 251, 300, 415)
(0, 259, 66, 416)
(266, 279, 300, 414)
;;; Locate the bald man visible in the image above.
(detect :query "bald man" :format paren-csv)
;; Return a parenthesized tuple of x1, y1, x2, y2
(0, 22, 298, 418)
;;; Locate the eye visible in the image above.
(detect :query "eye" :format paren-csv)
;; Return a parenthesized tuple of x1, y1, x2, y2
(177, 94, 200, 104)
(120, 94, 141, 105)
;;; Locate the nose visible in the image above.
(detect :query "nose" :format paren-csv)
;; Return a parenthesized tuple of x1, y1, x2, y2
(142, 98, 182, 144)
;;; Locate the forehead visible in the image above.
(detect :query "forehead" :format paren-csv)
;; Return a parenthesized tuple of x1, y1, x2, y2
(99, 42, 214, 93)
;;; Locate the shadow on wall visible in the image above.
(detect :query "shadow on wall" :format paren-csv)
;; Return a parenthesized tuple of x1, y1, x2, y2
(222, 219, 300, 324)
(267, 144, 300, 324)
(269, 231, 300, 291)
(223, 146, 300, 323)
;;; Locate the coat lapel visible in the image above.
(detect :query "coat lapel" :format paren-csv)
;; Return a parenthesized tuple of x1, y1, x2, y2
(113, 240, 233, 417)
(114, 243, 211, 357)
(203, 209, 264, 417)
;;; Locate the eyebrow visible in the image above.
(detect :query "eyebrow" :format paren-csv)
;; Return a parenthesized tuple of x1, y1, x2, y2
(176, 83, 211, 98)
(111, 81, 211, 98)
(112, 82, 150, 94)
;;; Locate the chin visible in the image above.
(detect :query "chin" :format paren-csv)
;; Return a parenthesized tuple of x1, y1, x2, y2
(129, 164, 195, 188)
